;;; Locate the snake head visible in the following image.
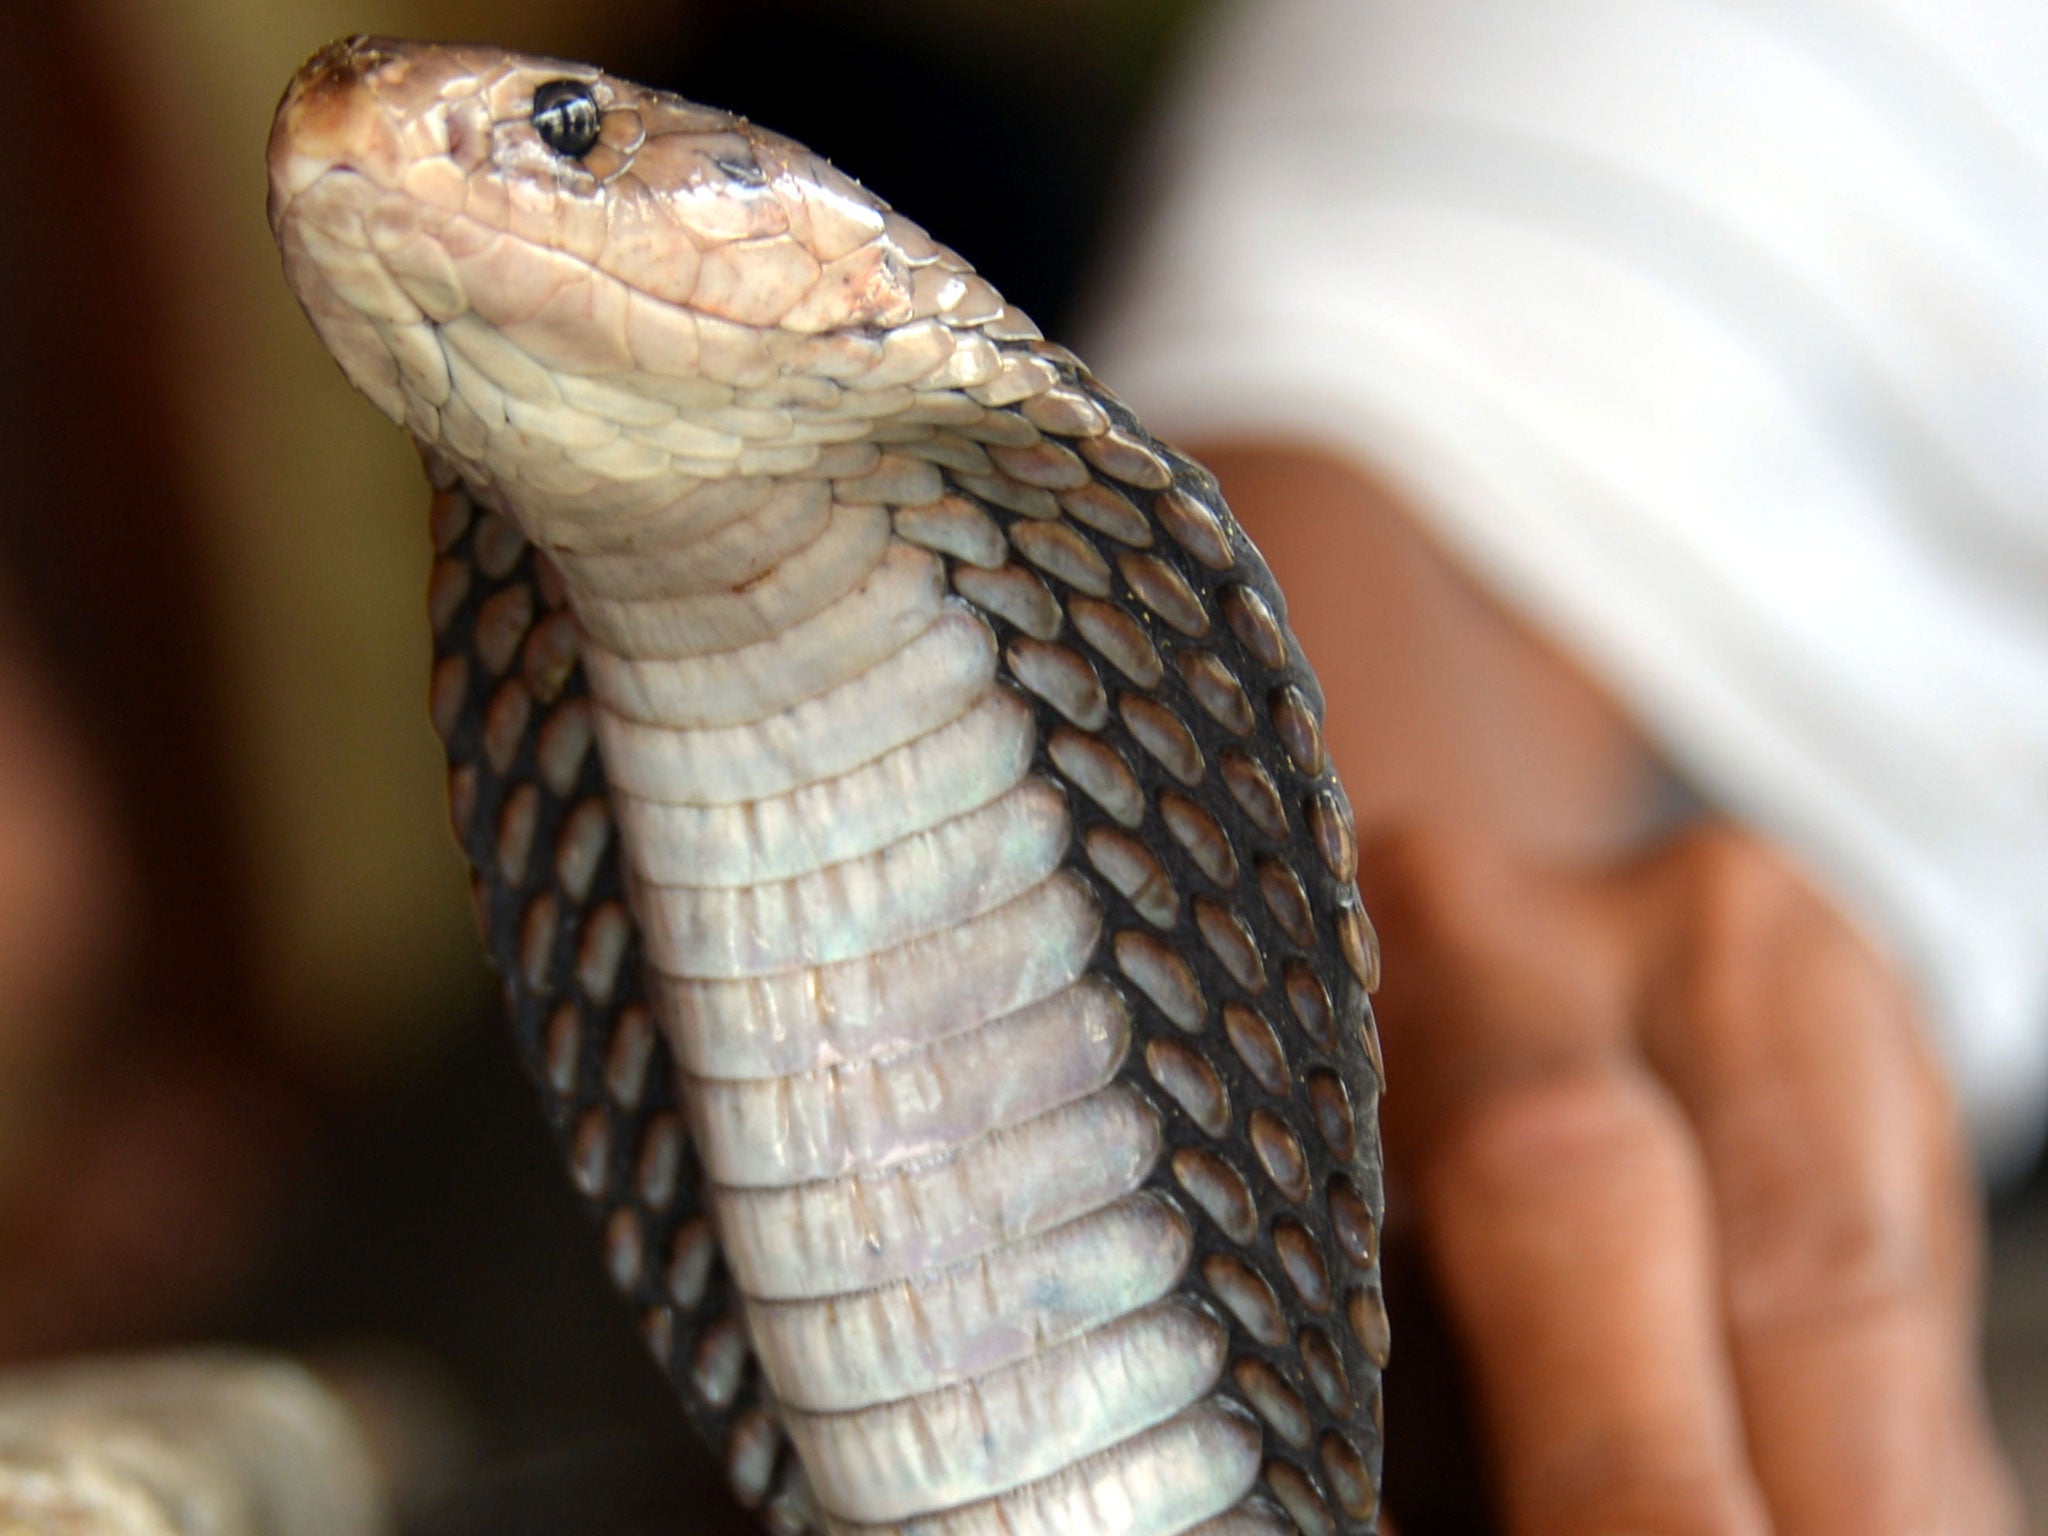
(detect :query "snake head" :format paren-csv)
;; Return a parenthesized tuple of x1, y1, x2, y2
(267, 37, 1022, 511)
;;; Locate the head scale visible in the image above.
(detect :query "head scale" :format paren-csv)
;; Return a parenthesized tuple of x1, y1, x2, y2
(267, 37, 1013, 515)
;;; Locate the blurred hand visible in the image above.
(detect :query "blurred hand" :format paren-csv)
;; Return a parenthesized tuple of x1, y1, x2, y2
(1364, 821, 2021, 1534)
(1204, 443, 2022, 1532)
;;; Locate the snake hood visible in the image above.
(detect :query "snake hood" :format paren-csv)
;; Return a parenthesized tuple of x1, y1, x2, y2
(273, 35, 1387, 1536)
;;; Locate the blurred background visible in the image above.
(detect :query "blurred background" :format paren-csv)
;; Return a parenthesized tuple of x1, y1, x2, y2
(0, 0, 2041, 1529)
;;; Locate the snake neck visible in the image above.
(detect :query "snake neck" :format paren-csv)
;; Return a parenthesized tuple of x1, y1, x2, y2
(492, 332, 1213, 1528)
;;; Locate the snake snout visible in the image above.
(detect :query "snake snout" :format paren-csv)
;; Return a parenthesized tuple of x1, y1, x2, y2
(266, 38, 411, 221)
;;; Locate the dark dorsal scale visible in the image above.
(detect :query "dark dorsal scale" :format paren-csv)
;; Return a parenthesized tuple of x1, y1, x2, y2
(431, 344, 1388, 1533)
(425, 469, 818, 1534)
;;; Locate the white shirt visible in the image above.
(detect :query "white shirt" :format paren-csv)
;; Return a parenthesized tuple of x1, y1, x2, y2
(1087, 0, 2048, 1181)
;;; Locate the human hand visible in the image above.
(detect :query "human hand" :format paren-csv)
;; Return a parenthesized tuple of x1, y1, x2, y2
(1363, 821, 2021, 1533)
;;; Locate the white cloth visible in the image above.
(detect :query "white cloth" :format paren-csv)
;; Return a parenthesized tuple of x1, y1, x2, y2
(1086, 0, 2048, 1181)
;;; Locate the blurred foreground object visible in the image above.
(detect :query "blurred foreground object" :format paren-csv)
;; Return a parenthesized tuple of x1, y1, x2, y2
(0, 1352, 386, 1536)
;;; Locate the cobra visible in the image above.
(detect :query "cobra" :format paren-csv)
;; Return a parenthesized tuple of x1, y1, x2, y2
(268, 36, 1387, 1536)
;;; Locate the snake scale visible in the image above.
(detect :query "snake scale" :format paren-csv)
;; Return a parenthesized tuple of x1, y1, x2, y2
(269, 37, 1387, 1535)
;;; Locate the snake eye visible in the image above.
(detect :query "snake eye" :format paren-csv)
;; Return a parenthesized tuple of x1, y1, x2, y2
(532, 80, 601, 158)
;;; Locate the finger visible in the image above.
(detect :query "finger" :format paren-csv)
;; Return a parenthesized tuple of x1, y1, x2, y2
(1418, 1062, 1771, 1536)
(1358, 826, 1636, 1164)
(1623, 829, 2019, 1533)
(1361, 830, 1770, 1534)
